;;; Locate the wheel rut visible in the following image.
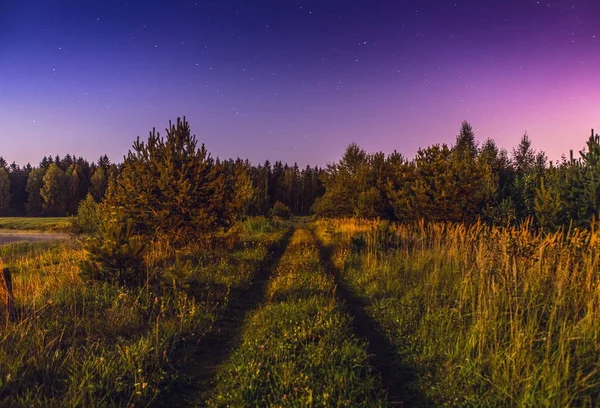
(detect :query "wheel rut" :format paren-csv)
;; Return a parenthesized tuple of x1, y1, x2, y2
(152, 227, 294, 407)
(312, 231, 431, 407)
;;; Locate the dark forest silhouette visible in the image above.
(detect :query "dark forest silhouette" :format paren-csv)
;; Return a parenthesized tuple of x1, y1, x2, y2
(2, 119, 600, 231)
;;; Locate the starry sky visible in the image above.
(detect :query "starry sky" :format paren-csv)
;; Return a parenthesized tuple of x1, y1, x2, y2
(2, 0, 600, 167)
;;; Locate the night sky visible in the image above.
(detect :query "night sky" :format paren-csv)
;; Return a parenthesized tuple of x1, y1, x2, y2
(2, 0, 600, 167)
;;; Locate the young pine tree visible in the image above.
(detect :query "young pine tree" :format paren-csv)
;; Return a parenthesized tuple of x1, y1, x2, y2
(105, 117, 234, 244)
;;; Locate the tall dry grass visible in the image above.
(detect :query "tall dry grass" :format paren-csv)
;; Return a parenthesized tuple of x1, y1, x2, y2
(317, 218, 600, 406)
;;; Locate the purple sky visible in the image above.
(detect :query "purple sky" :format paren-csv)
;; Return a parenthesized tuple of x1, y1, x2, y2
(1, 0, 600, 167)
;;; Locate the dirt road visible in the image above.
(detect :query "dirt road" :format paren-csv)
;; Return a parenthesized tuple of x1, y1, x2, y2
(0, 232, 70, 245)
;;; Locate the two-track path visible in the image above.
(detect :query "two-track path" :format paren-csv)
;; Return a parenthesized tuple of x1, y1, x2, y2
(155, 223, 424, 407)
(153, 228, 294, 407)
(313, 231, 430, 407)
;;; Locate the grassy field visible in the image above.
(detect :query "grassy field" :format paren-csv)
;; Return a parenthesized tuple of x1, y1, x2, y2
(0, 217, 288, 407)
(0, 217, 72, 232)
(316, 218, 600, 407)
(3, 216, 600, 406)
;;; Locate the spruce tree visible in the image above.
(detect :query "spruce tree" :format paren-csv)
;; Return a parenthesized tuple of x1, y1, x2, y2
(454, 120, 478, 160)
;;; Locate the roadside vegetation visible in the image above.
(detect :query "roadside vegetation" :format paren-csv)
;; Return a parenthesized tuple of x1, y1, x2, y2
(316, 218, 600, 407)
(0, 217, 287, 407)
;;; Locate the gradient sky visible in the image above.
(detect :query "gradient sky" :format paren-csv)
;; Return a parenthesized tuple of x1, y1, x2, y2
(2, 0, 600, 167)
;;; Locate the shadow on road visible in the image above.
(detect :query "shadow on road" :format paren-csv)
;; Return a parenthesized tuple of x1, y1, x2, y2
(153, 227, 294, 407)
(314, 235, 431, 408)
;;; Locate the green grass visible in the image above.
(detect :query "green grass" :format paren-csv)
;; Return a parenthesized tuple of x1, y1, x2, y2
(317, 218, 600, 407)
(0, 218, 288, 407)
(10, 214, 599, 406)
(208, 228, 386, 407)
(0, 217, 72, 232)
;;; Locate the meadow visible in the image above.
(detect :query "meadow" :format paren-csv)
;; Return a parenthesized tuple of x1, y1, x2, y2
(3, 216, 600, 407)
(0, 217, 72, 232)
(0, 217, 288, 407)
(316, 218, 600, 407)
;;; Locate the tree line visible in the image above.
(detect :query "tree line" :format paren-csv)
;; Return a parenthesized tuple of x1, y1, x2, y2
(0, 124, 324, 219)
(312, 121, 600, 230)
(0, 154, 117, 216)
(5, 118, 600, 233)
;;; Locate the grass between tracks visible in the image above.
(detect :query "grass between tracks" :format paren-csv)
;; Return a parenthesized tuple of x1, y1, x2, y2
(208, 227, 386, 407)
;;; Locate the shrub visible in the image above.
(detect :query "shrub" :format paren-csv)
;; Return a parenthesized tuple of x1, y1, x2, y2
(269, 201, 291, 219)
(242, 216, 274, 233)
(81, 210, 146, 286)
(71, 193, 101, 234)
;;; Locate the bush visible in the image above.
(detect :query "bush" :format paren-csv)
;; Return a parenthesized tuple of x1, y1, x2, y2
(242, 216, 274, 233)
(71, 193, 101, 234)
(269, 201, 291, 219)
(81, 210, 146, 286)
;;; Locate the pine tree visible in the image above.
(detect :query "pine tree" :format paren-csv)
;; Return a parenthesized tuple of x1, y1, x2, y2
(513, 133, 536, 174)
(311, 165, 355, 217)
(312, 143, 370, 217)
(8, 163, 30, 214)
(572, 131, 600, 225)
(105, 117, 231, 244)
(534, 173, 564, 231)
(66, 165, 81, 215)
(386, 152, 418, 221)
(229, 162, 254, 221)
(512, 133, 545, 221)
(355, 187, 384, 218)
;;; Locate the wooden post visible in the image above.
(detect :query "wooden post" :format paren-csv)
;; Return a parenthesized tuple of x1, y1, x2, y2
(3, 267, 17, 322)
